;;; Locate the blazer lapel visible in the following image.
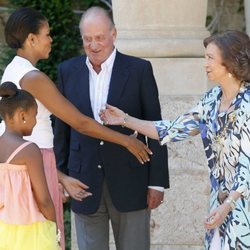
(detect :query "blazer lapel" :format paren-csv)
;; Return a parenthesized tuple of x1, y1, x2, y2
(107, 52, 129, 106)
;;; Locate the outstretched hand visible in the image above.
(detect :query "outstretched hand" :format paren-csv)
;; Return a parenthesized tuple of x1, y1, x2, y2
(99, 104, 125, 125)
(61, 176, 92, 201)
(100, 104, 153, 164)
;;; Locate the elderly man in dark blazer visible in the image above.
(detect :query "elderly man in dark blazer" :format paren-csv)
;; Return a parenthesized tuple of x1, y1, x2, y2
(54, 6, 169, 250)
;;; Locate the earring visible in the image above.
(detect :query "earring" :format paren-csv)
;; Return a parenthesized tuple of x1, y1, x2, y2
(228, 73, 232, 78)
(23, 120, 26, 124)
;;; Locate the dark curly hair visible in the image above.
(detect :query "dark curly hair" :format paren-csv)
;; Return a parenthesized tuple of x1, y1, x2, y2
(0, 81, 37, 119)
(203, 30, 250, 82)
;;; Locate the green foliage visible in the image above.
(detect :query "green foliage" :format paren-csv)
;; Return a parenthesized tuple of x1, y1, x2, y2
(238, 0, 244, 13)
(6, 0, 81, 82)
(206, 15, 213, 28)
(206, 0, 245, 34)
(63, 202, 71, 250)
(72, 0, 111, 10)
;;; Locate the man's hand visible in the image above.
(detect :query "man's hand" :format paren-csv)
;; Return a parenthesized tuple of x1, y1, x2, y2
(147, 188, 164, 209)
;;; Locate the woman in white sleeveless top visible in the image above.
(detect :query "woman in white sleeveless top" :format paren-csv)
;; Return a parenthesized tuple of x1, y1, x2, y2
(1, 7, 151, 250)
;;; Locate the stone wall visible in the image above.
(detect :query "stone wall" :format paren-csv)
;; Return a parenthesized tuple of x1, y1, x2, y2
(133, 96, 209, 250)
(207, 0, 245, 33)
(0, 0, 246, 68)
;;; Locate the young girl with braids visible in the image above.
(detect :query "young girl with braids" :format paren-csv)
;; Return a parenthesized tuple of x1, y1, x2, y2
(0, 82, 60, 249)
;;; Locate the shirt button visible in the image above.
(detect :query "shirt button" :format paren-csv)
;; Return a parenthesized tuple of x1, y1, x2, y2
(100, 141, 104, 145)
(97, 165, 102, 169)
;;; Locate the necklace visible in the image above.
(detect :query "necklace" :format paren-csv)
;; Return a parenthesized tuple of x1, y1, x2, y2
(214, 88, 238, 145)
(213, 111, 237, 146)
(215, 112, 236, 144)
(211, 110, 237, 178)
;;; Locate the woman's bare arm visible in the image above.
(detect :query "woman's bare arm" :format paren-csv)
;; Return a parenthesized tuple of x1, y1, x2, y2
(20, 71, 151, 163)
(99, 104, 159, 140)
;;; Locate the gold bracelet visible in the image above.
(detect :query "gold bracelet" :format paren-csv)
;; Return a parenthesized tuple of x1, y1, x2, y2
(224, 197, 236, 211)
(121, 113, 129, 128)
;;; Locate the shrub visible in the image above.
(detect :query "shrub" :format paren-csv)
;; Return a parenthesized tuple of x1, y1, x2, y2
(5, 0, 81, 82)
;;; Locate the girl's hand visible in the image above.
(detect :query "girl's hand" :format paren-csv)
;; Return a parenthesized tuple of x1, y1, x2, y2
(58, 183, 70, 203)
(61, 176, 92, 201)
(99, 104, 125, 126)
(204, 203, 231, 230)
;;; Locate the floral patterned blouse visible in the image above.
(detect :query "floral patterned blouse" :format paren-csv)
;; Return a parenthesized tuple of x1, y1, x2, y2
(155, 82, 250, 250)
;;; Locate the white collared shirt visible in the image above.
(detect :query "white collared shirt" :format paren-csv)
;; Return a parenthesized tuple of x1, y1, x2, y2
(86, 48, 116, 123)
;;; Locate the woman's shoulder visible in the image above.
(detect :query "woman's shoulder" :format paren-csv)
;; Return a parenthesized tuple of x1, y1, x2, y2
(206, 85, 221, 96)
(240, 82, 250, 111)
(200, 86, 221, 104)
(1, 56, 38, 86)
(8, 56, 38, 71)
(242, 81, 250, 96)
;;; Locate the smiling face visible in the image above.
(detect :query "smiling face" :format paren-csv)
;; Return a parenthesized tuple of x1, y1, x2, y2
(204, 42, 229, 83)
(80, 13, 116, 70)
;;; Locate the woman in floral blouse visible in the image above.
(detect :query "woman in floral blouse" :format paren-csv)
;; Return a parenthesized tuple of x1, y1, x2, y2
(99, 30, 250, 250)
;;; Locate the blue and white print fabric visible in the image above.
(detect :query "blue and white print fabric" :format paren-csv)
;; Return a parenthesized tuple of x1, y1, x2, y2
(155, 82, 250, 249)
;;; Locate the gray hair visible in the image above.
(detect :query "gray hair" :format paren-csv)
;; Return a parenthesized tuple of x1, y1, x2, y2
(79, 6, 115, 34)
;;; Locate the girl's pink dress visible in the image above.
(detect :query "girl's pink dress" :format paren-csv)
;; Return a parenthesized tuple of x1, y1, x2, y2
(0, 55, 65, 249)
(0, 142, 59, 250)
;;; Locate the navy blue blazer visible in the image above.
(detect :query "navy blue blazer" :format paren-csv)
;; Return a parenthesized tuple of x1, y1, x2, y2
(53, 51, 169, 214)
